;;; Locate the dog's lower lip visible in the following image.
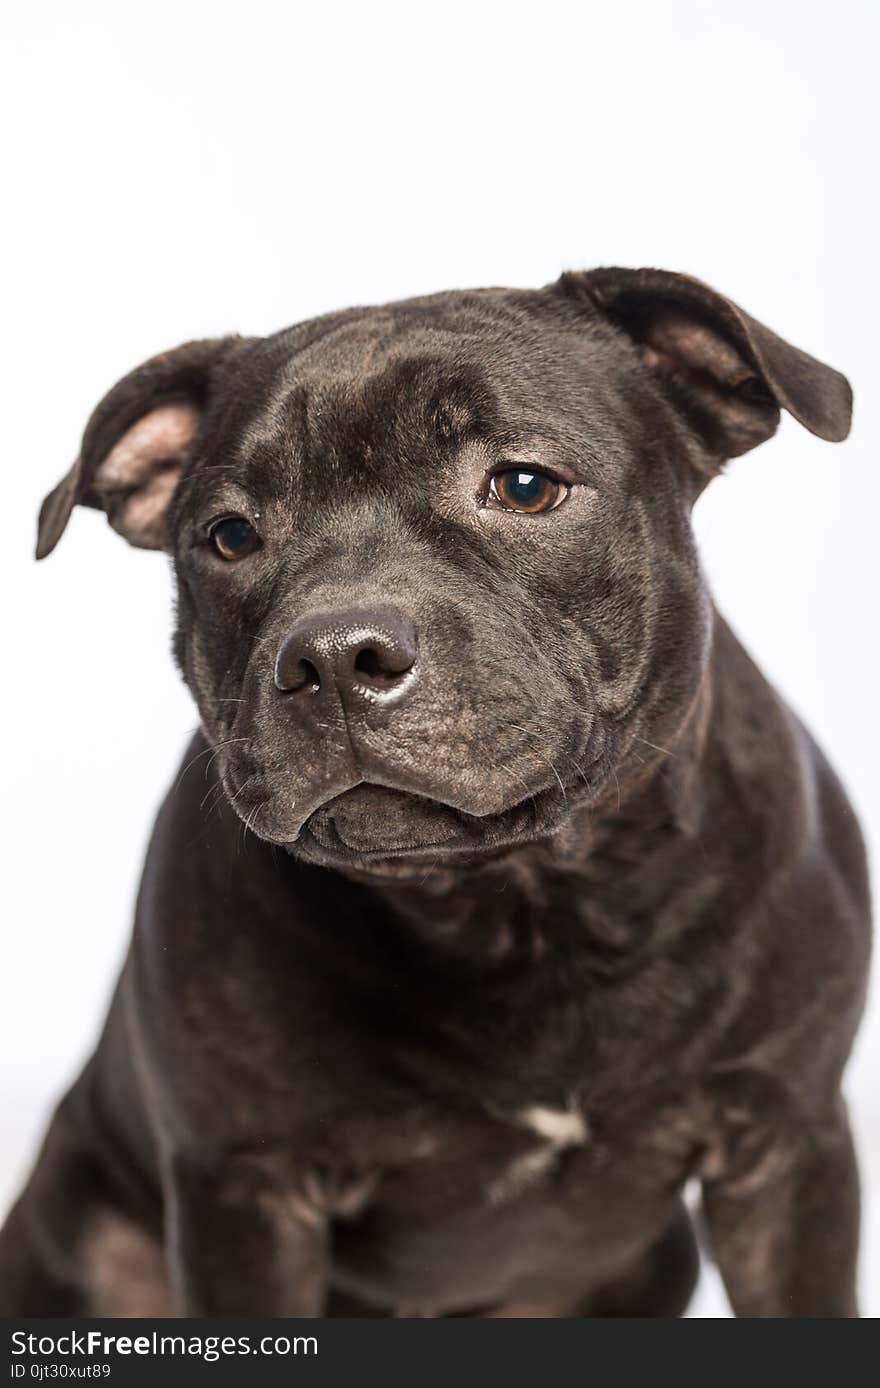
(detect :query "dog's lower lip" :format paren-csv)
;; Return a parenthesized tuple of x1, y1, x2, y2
(301, 799, 460, 862)
(294, 825, 520, 877)
(303, 831, 482, 862)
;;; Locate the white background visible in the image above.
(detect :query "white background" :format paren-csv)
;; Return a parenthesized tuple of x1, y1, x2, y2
(1, 0, 877, 1317)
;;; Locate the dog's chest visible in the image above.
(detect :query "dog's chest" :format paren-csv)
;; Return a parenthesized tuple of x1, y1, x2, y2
(297, 1080, 698, 1227)
(318, 1095, 697, 1314)
(287, 1098, 591, 1221)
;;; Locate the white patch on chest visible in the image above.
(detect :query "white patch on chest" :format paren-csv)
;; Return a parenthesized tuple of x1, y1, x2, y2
(518, 1105, 589, 1146)
(488, 1104, 589, 1206)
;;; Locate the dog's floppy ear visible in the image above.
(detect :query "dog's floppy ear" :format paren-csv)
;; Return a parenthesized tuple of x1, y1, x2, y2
(557, 267, 852, 460)
(36, 336, 249, 559)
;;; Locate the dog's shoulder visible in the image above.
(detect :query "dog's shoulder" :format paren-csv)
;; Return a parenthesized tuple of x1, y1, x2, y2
(704, 613, 870, 1082)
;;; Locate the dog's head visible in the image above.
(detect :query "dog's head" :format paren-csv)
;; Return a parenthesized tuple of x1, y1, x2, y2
(38, 269, 851, 871)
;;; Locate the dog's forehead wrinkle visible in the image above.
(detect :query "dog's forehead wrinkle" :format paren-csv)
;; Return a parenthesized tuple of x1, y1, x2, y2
(313, 356, 496, 454)
(232, 301, 610, 468)
(236, 385, 307, 473)
(234, 373, 488, 497)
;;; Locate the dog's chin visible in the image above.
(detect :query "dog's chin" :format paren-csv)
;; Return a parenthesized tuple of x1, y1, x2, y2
(286, 782, 588, 877)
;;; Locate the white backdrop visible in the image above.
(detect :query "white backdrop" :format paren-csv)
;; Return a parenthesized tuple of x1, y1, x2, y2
(1, 0, 877, 1317)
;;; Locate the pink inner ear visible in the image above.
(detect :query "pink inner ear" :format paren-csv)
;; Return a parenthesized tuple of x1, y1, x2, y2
(97, 401, 200, 547)
(100, 401, 200, 488)
(638, 312, 751, 387)
(637, 310, 779, 458)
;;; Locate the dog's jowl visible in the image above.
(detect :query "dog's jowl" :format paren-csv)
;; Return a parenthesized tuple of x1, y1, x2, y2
(3, 268, 870, 1317)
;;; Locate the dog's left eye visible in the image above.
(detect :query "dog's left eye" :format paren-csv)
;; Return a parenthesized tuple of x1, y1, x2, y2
(487, 468, 568, 514)
(208, 516, 262, 561)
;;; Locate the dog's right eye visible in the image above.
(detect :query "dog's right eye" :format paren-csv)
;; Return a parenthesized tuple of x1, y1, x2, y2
(208, 515, 262, 561)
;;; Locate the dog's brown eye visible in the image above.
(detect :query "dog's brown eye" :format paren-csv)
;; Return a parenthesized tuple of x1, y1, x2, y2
(488, 469, 568, 514)
(209, 516, 261, 561)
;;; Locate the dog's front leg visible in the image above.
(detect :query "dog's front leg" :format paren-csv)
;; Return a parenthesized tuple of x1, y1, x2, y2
(701, 1095, 859, 1317)
(166, 1156, 328, 1316)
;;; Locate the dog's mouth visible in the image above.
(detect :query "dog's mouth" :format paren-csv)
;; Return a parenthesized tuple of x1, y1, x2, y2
(291, 778, 597, 875)
(219, 720, 613, 874)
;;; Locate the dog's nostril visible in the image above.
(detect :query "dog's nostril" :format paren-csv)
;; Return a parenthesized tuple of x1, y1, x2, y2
(353, 645, 414, 686)
(297, 658, 322, 692)
(354, 648, 382, 679)
(277, 656, 321, 695)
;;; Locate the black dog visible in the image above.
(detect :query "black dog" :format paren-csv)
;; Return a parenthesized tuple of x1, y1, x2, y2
(2, 268, 870, 1317)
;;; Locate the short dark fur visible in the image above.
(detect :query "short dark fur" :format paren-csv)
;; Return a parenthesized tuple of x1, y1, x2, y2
(4, 269, 870, 1316)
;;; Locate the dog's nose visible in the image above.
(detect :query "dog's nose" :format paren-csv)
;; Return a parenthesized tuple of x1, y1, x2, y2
(274, 607, 418, 701)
